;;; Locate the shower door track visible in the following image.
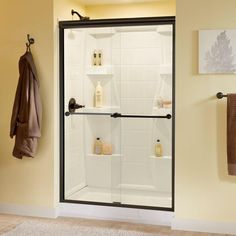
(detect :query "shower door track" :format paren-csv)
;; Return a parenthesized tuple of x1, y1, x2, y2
(59, 16, 175, 212)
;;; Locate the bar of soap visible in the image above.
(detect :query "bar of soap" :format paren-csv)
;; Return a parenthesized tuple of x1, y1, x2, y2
(102, 144, 112, 155)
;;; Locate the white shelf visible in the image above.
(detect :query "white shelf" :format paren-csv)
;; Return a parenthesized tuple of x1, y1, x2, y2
(157, 30, 172, 36)
(149, 155, 171, 160)
(88, 28, 115, 38)
(86, 66, 113, 75)
(87, 154, 122, 158)
(157, 25, 172, 36)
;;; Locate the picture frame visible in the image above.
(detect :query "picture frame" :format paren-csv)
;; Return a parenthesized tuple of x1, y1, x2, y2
(199, 29, 236, 74)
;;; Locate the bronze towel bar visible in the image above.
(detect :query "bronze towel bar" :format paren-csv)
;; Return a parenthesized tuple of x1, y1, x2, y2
(216, 92, 227, 99)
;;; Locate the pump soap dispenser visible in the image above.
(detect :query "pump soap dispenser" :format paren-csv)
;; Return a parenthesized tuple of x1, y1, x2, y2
(155, 139, 163, 157)
(94, 138, 103, 155)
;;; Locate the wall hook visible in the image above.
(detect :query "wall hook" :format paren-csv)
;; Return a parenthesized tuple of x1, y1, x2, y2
(27, 34, 34, 45)
(71, 9, 90, 21)
(26, 34, 35, 51)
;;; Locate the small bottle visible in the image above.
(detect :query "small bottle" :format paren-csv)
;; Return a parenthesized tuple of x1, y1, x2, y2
(155, 139, 163, 157)
(92, 50, 97, 66)
(94, 138, 103, 155)
(94, 81, 103, 108)
(97, 50, 102, 66)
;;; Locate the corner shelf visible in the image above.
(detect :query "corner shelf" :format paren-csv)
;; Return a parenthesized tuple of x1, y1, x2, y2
(87, 154, 122, 158)
(149, 155, 171, 160)
(157, 25, 172, 36)
(86, 66, 113, 76)
(88, 28, 115, 38)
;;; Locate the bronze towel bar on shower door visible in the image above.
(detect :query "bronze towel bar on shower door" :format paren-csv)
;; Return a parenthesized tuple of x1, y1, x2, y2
(65, 111, 171, 119)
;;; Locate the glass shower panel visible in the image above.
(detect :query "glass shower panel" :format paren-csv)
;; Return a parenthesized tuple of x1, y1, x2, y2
(64, 29, 86, 201)
(117, 25, 173, 208)
(64, 27, 122, 204)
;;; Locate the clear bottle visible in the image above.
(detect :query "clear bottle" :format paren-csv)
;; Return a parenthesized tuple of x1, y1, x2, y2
(92, 50, 97, 66)
(155, 139, 163, 157)
(94, 138, 103, 155)
(97, 50, 102, 66)
(94, 81, 103, 108)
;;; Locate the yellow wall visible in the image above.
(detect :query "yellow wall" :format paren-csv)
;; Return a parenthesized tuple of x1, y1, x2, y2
(54, 0, 86, 21)
(3, 0, 236, 225)
(0, 0, 54, 207)
(86, 0, 175, 19)
(176, 0, 236, 222)
(0, 0, 85, 210)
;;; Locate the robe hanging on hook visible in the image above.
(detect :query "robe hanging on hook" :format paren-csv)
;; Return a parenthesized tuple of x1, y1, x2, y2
(71, 9, 90, 21)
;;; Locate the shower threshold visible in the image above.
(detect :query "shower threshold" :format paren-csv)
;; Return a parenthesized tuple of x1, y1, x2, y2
(67, 186, 171, 208)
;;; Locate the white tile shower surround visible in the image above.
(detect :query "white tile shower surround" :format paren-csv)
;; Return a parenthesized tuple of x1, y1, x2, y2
(64, 26, 173, 207)
(67, 187, 171, 208)
(84, 154, 171, 192)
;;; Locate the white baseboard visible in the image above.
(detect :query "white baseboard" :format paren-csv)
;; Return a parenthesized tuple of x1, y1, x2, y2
(1, 202, 235, 235)
(58, 202, 173, 226)
(0, 203, 58, 218)
(172, 218, 236, 235)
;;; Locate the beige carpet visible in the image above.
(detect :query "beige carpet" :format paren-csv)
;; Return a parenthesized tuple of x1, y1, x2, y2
(2, 220, 166, 236)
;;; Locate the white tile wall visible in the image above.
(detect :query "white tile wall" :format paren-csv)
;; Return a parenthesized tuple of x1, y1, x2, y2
(120, 65, 160, 81)
(149, 158, 172, 192)
(121, 131, 151, 147)
(121, 31, 161, 49)
(120, 81, 158, 98)
(120, 98, 154, 114)
(121, 162, 153, 186)
(121, 119, 151, 131)
(86, 156, 112, 188)
(121, 48, 161, 65)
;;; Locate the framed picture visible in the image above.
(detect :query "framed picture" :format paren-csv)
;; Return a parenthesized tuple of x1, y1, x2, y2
(199, 29, 236, 74)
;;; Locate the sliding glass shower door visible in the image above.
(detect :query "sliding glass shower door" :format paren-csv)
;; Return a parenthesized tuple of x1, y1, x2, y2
(60, 18, 174, 210)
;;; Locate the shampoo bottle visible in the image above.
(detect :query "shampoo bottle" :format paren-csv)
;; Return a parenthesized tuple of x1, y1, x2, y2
(155, 139, 163, 157)
(92, 50, 97, 66)
(94, 81, 103, 108)
(97, 50, 102, 66)
(94, 138, 103, 155)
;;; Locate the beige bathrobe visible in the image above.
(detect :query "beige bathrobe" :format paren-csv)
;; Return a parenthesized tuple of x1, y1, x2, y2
(10, 51, 42, 159)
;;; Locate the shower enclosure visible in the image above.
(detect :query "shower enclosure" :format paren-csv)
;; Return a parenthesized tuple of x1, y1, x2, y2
(59, 17, 175, 210)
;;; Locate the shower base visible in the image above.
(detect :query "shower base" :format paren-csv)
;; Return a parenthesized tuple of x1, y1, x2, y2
(67, 186, 171, 208)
